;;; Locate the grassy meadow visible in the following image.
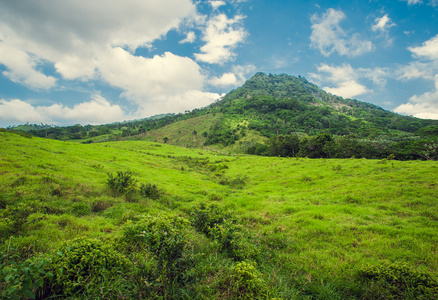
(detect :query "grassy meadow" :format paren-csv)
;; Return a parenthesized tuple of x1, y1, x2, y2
(1, 130, 437, 299)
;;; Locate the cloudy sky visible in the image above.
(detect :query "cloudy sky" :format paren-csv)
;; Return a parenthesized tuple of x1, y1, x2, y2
(1, 0, 438, 127)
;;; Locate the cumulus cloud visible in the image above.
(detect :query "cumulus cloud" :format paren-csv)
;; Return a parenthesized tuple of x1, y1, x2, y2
(401, 0, 438, 6)
(99, 49, 206, 104)
(310, 8, 374, 57)
(179, 31, 196, 44)
(372, 14, 395, 32)
(408, 34, 438, 60)
(0, 0, 239, 125)
(209, 64, 256, 87)
(394, 35, 438, 119)
(0, 94, 127, 126)
(0, 33, 57, 89)
(394, 75, 438, 119)
(0, 0, 197, 82)
(195, 14, 247, 64)
(210, 0, 226, 10)
(401, 0, 423, 5)
(309, 63, 390, 99)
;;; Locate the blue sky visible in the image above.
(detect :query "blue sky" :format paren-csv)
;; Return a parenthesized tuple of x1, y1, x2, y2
(0, 0, 438, 127)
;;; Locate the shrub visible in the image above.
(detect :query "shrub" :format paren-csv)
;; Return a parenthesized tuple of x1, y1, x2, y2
(122, 214, 193, 293)
(220, 261, 269, 299)
(91, 199, 113, 212)
(190, 204, 259, 261)
(190, 203, 232, 237)
(0, 245, 50, 300)
(107, 171, 137, 200)
(2, 201, 42, 235)
(49, 237, 131, 297)
(359, 261, 438, 299)
(139, 183, 162, 200)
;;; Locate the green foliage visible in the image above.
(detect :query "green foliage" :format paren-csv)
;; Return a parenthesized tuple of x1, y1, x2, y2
(359, 261, 438, 299)
(0, 244, 50, 300)
(190, 204, 259, 261)
(139, 183, 162, 200)
(190, 203, 232, 237)
(220, 261, 269, 299)
(2, 201, 43, 236)
(49, 237, 130, 297)
(106, 171, 137, 200)
(123, 214, 193, 291)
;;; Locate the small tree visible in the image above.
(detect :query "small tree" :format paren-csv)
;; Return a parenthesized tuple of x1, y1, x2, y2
(163, 136, 169, 144)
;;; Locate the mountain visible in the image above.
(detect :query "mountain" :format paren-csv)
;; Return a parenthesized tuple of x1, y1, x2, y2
(8, 72, 438, 159)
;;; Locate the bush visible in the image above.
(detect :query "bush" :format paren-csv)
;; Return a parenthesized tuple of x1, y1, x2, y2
(220, 261, 269, 299)
(359, 261, 438, 299)
(211, 219, 260, 262)
(107, 171, 137, 200)
(190, 204, 259, 261)
(0, 247, 50, 300)
(49, 237, 131, 297)
(190, 203, 232, 237)
(2, 201, 42, 235)
(122, 214, 193, 294)
(139, 183, 162, 200)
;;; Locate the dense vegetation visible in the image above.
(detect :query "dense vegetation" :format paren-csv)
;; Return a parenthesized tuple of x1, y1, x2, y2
(1, 130, 437, 299)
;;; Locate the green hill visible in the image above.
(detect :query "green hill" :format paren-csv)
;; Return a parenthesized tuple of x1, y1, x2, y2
(7, 72, 438, 159)
(1, 130, 438, 299)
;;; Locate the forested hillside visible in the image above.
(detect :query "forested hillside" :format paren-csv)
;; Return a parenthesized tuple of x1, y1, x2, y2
(7, 73, 438, 160)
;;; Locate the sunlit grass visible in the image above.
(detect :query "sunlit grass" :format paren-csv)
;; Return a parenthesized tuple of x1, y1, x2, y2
(1, 131, 437, 299)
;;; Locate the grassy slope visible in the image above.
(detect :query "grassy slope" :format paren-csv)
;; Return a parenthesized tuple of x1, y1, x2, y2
(1, 131, 437, 298)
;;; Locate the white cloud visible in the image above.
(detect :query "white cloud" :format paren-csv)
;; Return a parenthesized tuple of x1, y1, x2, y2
(401, 0, 438, 6)
(310, 8, 374, 57)
(408, 34, 438, 60)
(99, 49, 205, 104)
(324, 80, 371, 99)
(195, 14, 247, 64)
(401, 0, 423, 5)
(135, 90, 220, 117)
(372, 14, 395, 32)
(0, 94, 127, 126)
(210, 1, 226, 10)
(179, 31, 196, 44)
(394, 35, 438, 119)
(397, 35, 438, 80)
(210, 73, 238, 86)
(0, 40, 56, 89)
(309, 63, 391, 99)
(0, 0, 237, 123)
(0, 0, 197, 84)
(394, 76, 438, 119)
(209, 64, 256, 87)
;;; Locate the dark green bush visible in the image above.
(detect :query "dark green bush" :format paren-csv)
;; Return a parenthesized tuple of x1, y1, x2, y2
(107, 171, 137, 200)
(49, 237, 131, 297)
(190, 204, 260, 261)
(0, 247, 50, 300)
(190, 203, 232, 237)
(219, 261, 269, 299)
(2, 201, 42, 235)
(122, 214, 193, 294)
(359, 261, 438, 299)
(139, 183, 162, 200)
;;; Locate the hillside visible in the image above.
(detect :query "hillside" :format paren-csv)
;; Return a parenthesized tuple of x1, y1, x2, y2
(7, 72, 438, 159)
(1, 130, 438, 299)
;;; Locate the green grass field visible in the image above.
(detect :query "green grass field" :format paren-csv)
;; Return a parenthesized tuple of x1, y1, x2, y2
(1, 130, 437, 299)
